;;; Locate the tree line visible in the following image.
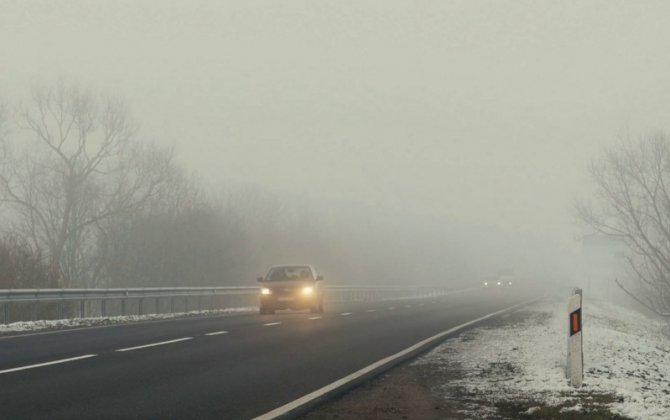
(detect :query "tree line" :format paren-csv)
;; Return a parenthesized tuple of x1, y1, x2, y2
(0, 81, 569, 291)
(0, 81, 468, 290)
(578, 132, 670, 314)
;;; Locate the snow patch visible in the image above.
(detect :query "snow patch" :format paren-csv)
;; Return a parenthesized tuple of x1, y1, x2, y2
(0, 307, 257, 335)
(560, 403, 583, 413)
(415, 297, 670, 419)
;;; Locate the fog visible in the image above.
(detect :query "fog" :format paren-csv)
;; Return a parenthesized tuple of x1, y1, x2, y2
(2, 1, 670, 287)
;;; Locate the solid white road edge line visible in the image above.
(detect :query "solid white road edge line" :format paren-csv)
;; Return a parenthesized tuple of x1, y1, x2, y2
(0, 354, 97, 375)
(252, 298, 540, 420)
(340, 312, 353, 316)
(115, 337, 193, 352)
(205, 331, 229, 336)
(264, 322, 281, 326)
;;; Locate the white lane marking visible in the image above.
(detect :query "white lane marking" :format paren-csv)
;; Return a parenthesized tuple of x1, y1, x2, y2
(308, 316, 322, 320)
(366, 309, 376, 313)
(340, 312, 353, 316)
(115, 337, 192, 352)
(205, 331, 229, 336)
(264, 322, 281, 326)
(0, 354, 97, 375)
(253, 298, 542, 420)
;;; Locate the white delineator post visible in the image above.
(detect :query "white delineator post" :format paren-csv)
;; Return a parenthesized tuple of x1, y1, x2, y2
(566, 288, 583, 388)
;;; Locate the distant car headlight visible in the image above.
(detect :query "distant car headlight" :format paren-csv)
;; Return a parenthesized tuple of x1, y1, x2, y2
(497, 281, 501, 286)
(302, 286, 314, 295)
(483, 282, 488, 286)
(508, 281, 513, 286)
(261, 288, 272, 295)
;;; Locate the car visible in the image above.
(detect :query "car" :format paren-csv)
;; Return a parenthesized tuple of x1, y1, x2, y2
(497, 268, 515, 286)
(481, 274, 514, 288)
(257, 264, 325, 315)
(481, 276, 497, 287)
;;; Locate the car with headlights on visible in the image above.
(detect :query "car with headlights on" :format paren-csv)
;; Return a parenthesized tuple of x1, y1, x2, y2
(257, 265, 324, 314)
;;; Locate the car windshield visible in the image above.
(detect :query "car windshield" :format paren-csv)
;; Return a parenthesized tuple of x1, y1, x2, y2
(265, 266, 313, 282)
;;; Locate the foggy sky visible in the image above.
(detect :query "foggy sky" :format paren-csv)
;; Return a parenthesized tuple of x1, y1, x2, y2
(2, 0, 670, 247)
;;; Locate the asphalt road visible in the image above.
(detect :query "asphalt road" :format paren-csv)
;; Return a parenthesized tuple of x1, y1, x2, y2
(0, 288, 534, 420)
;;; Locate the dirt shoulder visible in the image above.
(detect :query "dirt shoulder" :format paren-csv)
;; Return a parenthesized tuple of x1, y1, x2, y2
(301, 362, 456, 420)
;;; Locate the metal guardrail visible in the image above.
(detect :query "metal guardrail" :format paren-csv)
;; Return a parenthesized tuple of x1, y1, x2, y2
(0, 285, 458, 324)
(0, 287, 257, 303)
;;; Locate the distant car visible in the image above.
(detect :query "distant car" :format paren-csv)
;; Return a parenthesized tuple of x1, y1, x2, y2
(257, 264, 325, 315)
(482, 275, 513, 288)
(482, 276, 497, 287)
(499, 275, 514, 286)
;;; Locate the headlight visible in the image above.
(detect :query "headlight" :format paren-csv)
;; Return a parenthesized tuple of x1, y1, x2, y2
(508, 281, 513, 286)
(302, 286, 314, 295)
(496, 281, 501, 286)
(261, 288, 272, 295)
(483, 282, 488, 286)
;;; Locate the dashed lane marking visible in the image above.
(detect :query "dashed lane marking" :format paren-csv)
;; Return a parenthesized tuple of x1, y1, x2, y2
(308, 316, 322, 320)
(0, 354, 97, 375)
(205, 331, 229, 336)
(340, 312, 353, 316)
(264, 322, 281, 326)
(366, 309, 376, 313)
(115, 337, 193, 352)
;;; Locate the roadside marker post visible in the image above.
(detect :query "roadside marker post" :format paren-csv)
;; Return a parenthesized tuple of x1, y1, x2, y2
(566, 288, 583, 388)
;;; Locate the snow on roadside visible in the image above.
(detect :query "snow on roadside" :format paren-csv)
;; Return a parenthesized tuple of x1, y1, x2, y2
(0, 307, 257, 335)
(415, 297, 670, 419)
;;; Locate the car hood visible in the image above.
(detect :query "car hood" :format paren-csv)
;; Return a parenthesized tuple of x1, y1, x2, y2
(262, 281, 314, 289)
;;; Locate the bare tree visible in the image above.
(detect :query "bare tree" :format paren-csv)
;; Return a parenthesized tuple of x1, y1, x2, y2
(99, 166, 213, 287)
(577, 132, 670, 313)
(0, 82, 173, 287)
(0, 234, 50, 289)
(0, 98, 6, 143)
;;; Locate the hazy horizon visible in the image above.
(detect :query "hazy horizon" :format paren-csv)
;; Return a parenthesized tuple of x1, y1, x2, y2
(3, 1, 670, 253)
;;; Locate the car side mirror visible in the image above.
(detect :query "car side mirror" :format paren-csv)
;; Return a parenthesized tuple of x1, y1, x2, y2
(317, 275, 324, 281)
(257, 277, 264, 282)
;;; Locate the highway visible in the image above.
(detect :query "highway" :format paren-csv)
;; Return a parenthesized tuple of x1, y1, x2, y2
(0, 289, 534, 419)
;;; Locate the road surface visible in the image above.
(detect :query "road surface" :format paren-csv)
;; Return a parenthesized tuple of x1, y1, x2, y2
(0, 288, 533, 419)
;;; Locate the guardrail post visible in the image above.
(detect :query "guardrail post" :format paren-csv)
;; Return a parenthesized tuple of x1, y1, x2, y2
(170, 297, 175, 314)
(3, 302, 10, 324)
(155, 297, 160, 314)
(198, 296, 202, 312)
(567, 288, 583, 388)
(31, 300, 38, 321)
(101, 299, 107, 317)
(58, 301, 63, 320)
(138, 298, 143, 315)
(121, 299, 126, 316)
(80, 300, 85, 318)
(185, 297, 189, 312)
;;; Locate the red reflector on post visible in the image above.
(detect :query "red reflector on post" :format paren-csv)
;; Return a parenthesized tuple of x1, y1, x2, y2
(570, 308, 581, 336)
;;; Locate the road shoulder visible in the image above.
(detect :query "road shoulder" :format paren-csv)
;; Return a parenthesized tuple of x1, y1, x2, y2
(302, 297, 669, 419)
